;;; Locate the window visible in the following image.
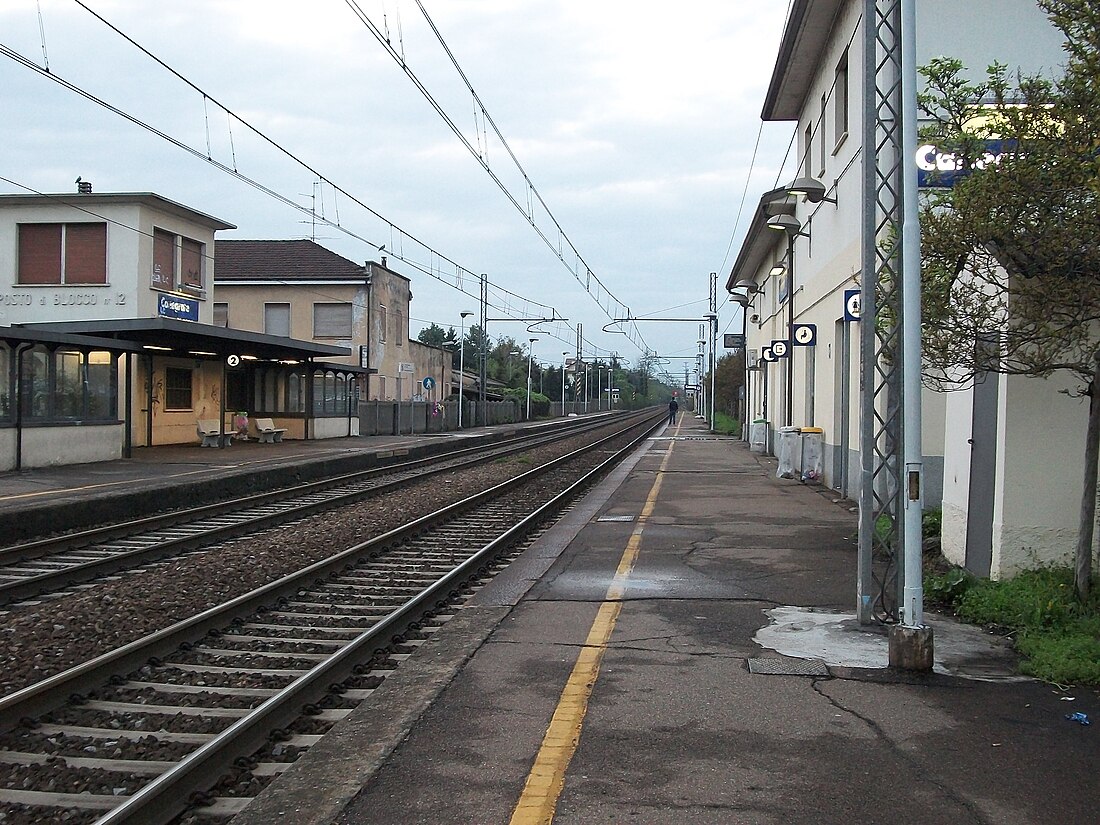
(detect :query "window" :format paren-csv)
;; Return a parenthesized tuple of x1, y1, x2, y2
(834, 49, 849, 147)
(152, 229, 205, 292)
(164, 367, 193, 411)
(804, 123, 813, 178)
(819, 93, 827, 175)
(213, 303, 229, 328)
(264, 303, 291, 337)
(395, 309, 404, 347)
(313, 303, 352, 338)
(312, 370, 349, 416)
(0, 346, 9, 421)
(16, 348, 118, 421)
(379, 305, 388, 342)
(181, 238, 203, 290)
(152, 229, 176, 291)
(18, 223, 107, 285)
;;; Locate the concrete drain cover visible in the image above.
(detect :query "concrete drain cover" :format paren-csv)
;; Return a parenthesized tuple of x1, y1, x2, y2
(747, 657, 829, 677)
(597, 515, 635, 522)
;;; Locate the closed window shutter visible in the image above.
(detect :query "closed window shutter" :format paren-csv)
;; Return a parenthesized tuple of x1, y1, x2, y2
(213, 303, 229, 327)
(314, 303, 352, 338)
(265, 304, 291, 337)
(18, 224, 62, 284)
(65, 223, 107, 284)
(181, 238, 202, 288)
(153, 229, 175, 290)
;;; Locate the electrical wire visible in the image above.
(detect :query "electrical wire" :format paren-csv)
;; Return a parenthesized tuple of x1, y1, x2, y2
(344, 0, 651, 355)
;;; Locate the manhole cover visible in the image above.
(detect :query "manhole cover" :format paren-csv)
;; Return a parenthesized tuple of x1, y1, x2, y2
(597, 515, 635, 522)
(747, 657, 829, 677)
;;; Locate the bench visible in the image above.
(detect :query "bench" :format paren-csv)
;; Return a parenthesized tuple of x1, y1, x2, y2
(197, 419, 233, 448)
(254, 418, 288, 443)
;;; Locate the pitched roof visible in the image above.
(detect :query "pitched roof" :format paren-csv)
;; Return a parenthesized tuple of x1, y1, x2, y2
(214, 239, 366, 282)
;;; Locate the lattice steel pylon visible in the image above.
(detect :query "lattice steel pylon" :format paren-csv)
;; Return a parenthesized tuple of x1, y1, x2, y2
(858, 0, 915, 624)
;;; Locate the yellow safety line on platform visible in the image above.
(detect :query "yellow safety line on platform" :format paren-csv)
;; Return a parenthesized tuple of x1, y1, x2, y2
(509, 417, 678, 824)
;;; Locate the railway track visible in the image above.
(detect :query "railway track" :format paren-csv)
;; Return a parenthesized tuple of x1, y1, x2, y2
(0, 410, 662, 824)
(0, 412, 645, 610)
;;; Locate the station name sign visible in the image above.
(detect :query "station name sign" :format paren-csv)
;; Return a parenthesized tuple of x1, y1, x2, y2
(157, 293, 199, 322)
(915, 140, 1013, 188)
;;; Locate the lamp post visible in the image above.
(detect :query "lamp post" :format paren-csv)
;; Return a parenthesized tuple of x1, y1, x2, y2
(526, 338, 538, 420)
(704, 311, 718, 433)
(458, 310, 473, 429)
(562, 351, 569, 415)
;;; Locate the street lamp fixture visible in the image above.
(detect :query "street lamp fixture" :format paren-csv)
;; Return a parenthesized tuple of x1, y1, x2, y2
(786, 176, 837, 204)
(458, 311, 474, 429)
(733, 277, 760, 293)
(766, 214, 808, 237)
(562, 351, 570, 413)
(768, 263, 787, 278)
(526, 338, 538, 420)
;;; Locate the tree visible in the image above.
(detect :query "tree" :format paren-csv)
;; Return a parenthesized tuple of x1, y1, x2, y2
(713, 352, 745, 418)
(916, 0, 1100, 598)
(417, 323, 450, 347)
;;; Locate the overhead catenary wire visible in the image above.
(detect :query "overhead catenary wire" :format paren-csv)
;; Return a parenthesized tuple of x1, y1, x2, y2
(2, 7, 582, 347)
(343, 0, 651, 355)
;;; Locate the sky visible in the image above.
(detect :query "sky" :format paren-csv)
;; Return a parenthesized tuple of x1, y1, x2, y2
(0, 0, 798, 380)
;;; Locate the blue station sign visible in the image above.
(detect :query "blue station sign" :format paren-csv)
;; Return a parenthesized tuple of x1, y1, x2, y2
(157, 293, 199, 322)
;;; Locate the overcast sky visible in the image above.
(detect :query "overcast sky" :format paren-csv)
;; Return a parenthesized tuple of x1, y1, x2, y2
(1, 0, 797, 377)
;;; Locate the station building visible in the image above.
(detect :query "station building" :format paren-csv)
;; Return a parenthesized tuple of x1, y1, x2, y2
(727, 0, 1082, 578)
(0, 188, 365, 469)
(212, 241, 451, 408)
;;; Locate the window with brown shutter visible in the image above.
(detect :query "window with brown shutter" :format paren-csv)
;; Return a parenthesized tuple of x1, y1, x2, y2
(18, 224, 63, 284)
(64, 223, 107, 284)
(313, 303, 352, 338)
(18, 223, 107, 284)
(181, 237, 203, 289)
(152, 229, 175, 290)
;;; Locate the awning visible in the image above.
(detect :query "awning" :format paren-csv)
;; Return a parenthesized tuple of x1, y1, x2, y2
(22, 318, 351, 362)
(0, 324, 142, 353)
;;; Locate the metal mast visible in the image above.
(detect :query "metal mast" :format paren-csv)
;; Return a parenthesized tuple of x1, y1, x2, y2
(859, 0, 919, 624)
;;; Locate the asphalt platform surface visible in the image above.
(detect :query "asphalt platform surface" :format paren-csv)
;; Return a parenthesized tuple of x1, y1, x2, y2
(229, 416, 1099, 825)
(2, 414, 1096, 823)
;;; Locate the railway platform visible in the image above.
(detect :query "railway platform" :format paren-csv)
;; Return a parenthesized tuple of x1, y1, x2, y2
(0, 417, 569, 541)
(229, 415, 1098, 825)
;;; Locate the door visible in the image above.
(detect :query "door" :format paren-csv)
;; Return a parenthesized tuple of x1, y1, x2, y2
(964, 366, 999, 577)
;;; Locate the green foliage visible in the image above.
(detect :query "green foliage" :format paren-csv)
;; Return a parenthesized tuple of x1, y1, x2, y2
(713, 411, 741, 436)
(922, 508, 943, 539)
(924, 567, 975, 608)
(938, 567, 1100, 685)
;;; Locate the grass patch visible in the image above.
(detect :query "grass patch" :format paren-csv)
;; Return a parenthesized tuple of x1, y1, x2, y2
(713, 412, 741, 436)
(925, 565, 1100, 685)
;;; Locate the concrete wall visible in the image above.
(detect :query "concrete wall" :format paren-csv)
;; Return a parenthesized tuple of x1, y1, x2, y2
(0, 423, 124, 470)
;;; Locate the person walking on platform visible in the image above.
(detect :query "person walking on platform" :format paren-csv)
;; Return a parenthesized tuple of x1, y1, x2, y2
(668, 397, 679, 426)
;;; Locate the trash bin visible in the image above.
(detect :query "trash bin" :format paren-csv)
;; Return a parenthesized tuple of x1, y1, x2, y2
(749, 419, 768, 453)
(800, 427, 824, 483)
(776, 426, 800, 479)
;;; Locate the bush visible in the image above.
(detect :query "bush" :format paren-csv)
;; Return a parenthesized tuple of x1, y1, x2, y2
(932, 566, 1100, 686)
(713, 412, 740, 436)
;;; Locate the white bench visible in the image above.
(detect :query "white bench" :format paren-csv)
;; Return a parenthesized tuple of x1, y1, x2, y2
(197, 419, 233, 447)
(255, 418, 288, 443)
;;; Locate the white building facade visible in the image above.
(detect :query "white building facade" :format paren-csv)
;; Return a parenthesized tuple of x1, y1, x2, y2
(729, 0, 1072, 577)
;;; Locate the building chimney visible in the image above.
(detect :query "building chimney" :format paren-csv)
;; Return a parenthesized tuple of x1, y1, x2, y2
(76, 177, 92, 194)
(380, 255, 387, 269)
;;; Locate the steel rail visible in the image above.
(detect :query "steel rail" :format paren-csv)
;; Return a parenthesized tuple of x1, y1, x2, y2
(0, 412, 647, 607)
(0, 411, 661, 730)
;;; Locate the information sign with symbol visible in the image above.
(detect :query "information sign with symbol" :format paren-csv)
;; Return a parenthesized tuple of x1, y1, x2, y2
(770, 340, 790, 358)
(792, 323, 817, 346)
(844, 289, 861, 322)
(226, 354, 241, 368)
(761, 347, 777, 363)
(422, 376, 435, 390)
